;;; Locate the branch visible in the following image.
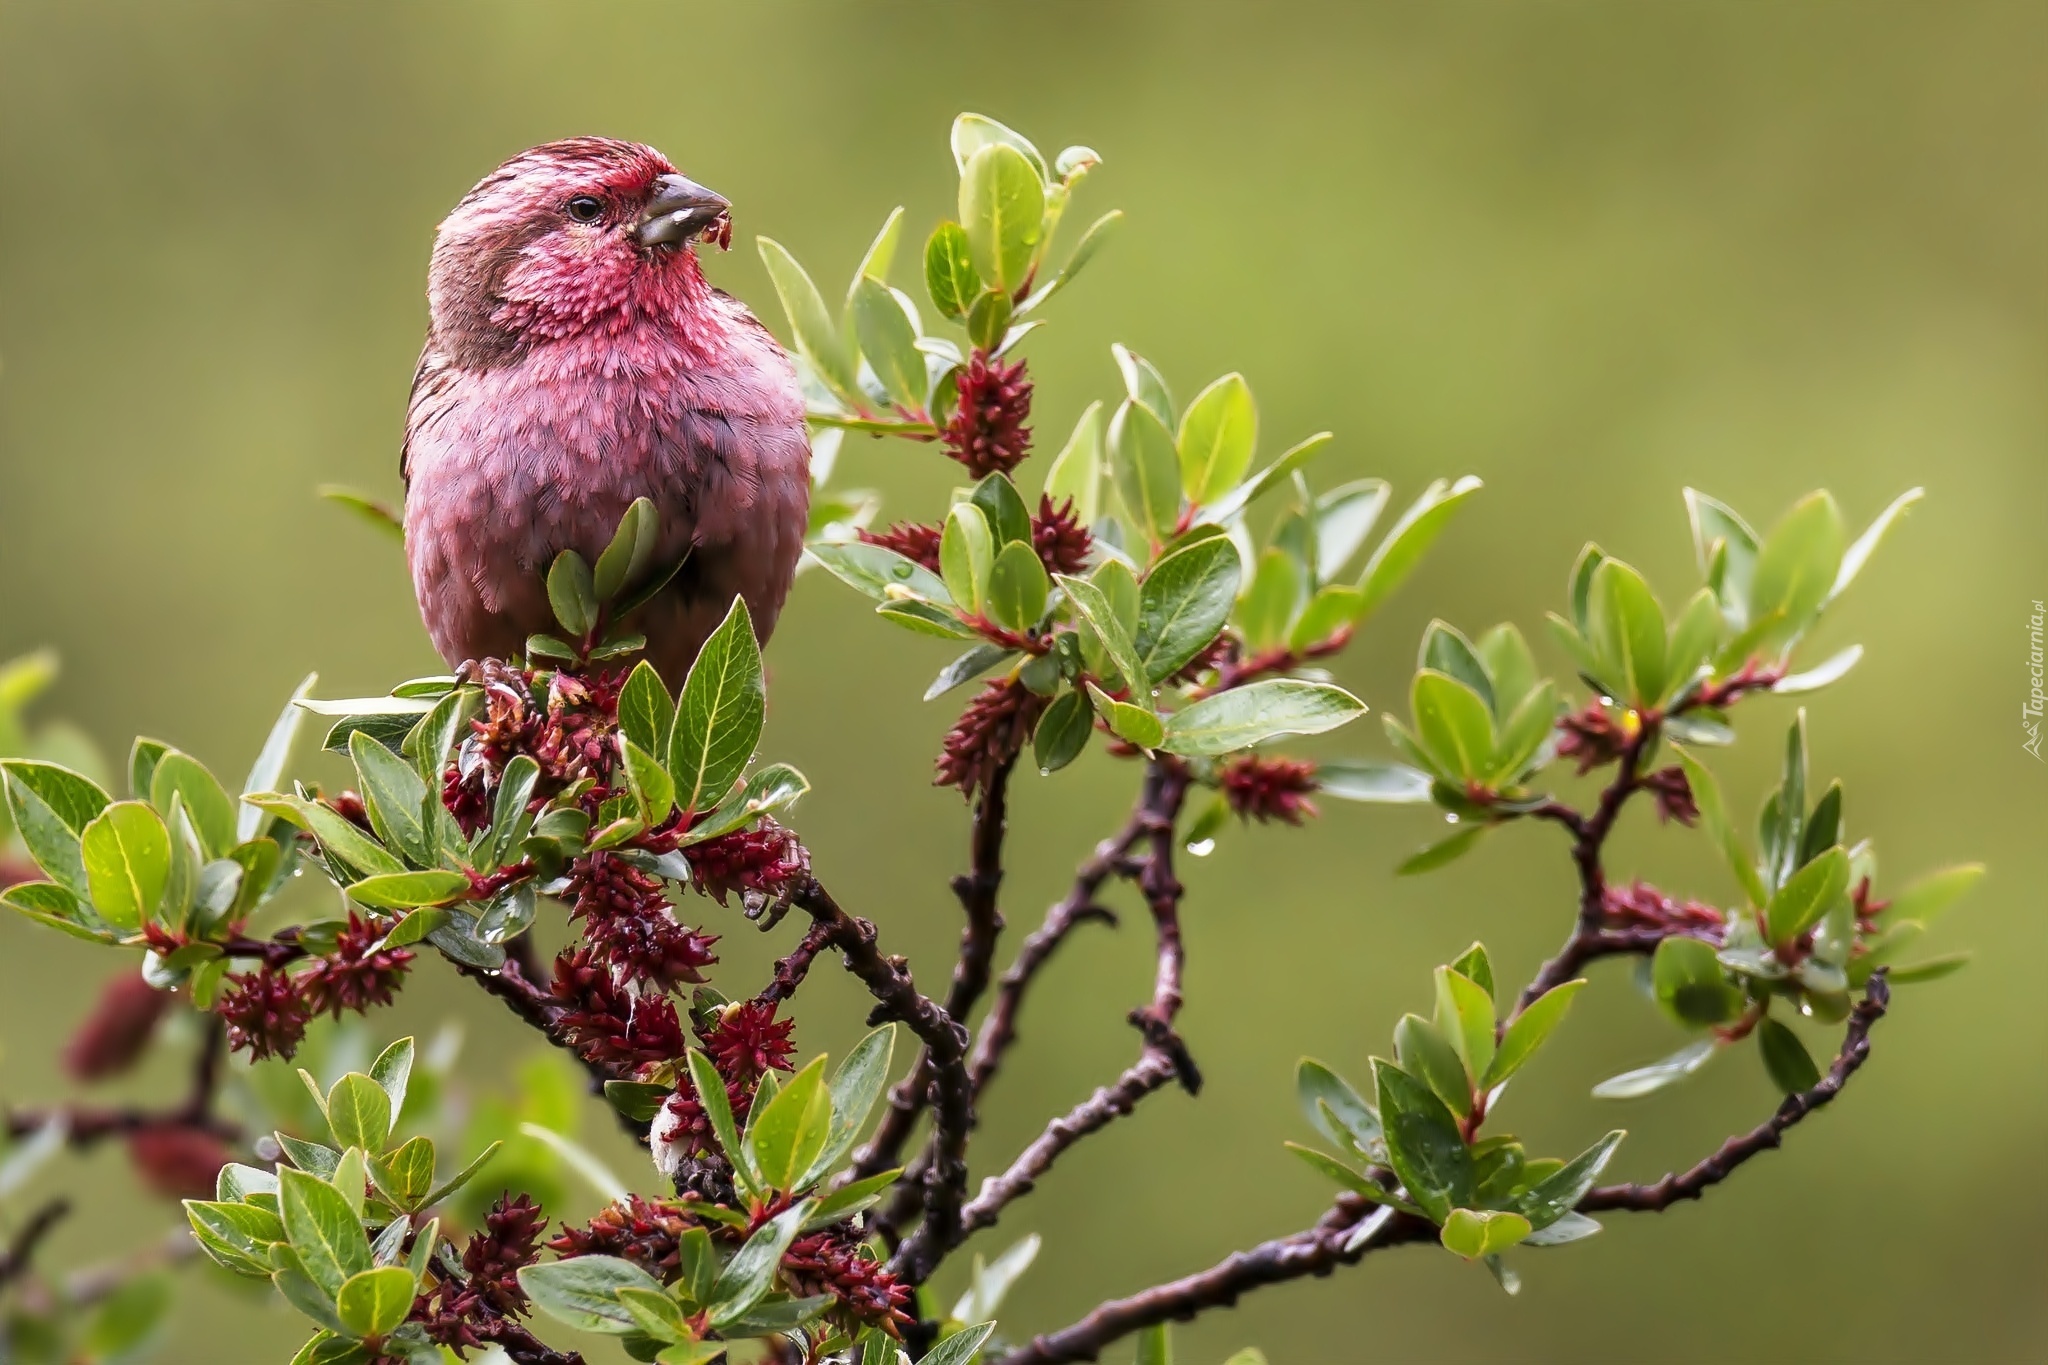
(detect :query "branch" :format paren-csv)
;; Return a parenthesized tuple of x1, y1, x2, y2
(757, 921, 836, 1006)
(959, 761, 1198, 1239)
(784, 877, 971, 1286)
(1000, 972, 1892, 1362)
(1583, 972, 1890, 1211)
(0, 1198, 72, 1290)
(856, 759, 1016, 1184)
(7, 1013, 238, 1148)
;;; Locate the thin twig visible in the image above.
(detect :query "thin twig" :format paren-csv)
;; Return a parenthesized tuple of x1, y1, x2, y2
(0, 1198, 72, 1289)
(757, 921, 836, 1006)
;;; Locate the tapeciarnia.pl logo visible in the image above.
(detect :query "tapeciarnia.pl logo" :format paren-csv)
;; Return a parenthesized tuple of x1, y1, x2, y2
(2027, 599, 2045, 760)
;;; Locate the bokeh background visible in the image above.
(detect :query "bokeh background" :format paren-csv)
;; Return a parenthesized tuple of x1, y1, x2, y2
(3, 2, 2044, 1360)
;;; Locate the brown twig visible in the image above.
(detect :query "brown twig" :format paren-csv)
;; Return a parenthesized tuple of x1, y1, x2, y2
(0, 1198, 73, 1290)
(757, 921, 836, 1006)
(7, 1013, 239, 1148)
(1583, 972, 1890, 1211)
(997, 972, 1892, 1362)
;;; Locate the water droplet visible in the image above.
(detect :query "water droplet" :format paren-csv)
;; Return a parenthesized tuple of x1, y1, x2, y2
(1445, 813, 1460, 824)
(1186, 839, 1215, 857)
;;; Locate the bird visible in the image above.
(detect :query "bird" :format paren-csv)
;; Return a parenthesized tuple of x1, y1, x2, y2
(401, 137, 810, 689)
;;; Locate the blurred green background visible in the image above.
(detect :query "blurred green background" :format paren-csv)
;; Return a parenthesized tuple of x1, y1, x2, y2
(3, 1, 2044, 1360)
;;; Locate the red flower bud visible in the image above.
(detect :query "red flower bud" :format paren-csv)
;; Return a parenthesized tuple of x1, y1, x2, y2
(944, 352, 1033, 477)
(1220, 755, 1320, 825)
(935, 677, 1048, 800)
(216, 966, 312, 1061)
(126, 1123, 230, 1200)
(858, 521, 943, 573)
(63, 973, 169, 1082)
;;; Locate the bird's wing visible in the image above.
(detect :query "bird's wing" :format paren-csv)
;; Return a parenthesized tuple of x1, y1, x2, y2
(400, 344, 456, 490)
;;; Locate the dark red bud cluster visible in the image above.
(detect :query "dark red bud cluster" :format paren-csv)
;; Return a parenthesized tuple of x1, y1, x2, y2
(783, 1227, 915, 1336)
(697, 999, 796, 1085)
(216, 967, 313, 1061)
(935, 676, 1049, 800)
(126, 1123, 231, 1200)
(1556, 703, 1630, 774)
(858, 521, 943, 573)
(303, 912, 416, 1018)
(1220, 754, 1321, 825)
(461, 1193, 548, 1317)
(944, 352, 1033, 477)
(1603, 880, 1726, 935)
(1031, 494, 1094, 575)
(1642, 765, 1699, 826)
(545, 1193, 705, 1280)
(684, 819, 810, 907)
(549, 947, 687, 1077)
(63, 972, 169, 1082)
(565, 851, 717, 990)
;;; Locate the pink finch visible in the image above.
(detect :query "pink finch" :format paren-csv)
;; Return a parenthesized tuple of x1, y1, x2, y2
(402, 138, 810, 686)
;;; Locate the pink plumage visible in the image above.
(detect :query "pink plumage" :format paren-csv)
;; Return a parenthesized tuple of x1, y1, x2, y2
(402, 137, 810, 687)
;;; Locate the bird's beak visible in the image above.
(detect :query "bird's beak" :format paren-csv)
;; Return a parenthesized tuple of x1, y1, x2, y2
(637, 174, 731, 249)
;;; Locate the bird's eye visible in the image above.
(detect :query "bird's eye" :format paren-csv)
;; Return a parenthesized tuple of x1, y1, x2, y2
(565, 196, 604, 224)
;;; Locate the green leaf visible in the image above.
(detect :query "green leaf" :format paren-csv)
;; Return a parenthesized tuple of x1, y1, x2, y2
(1313, 479, 1392, 583)
(1236, 549, 1301, 652)
(850, 205, 905, 294)
(1296, 1059, 1382, 1157)
(1441, 1208, 1531, 1260)
(546, 550, 598, 640)
(877, 600, 976, 639)
(1288, 584, 1366, 653)
(1764, 845, 1849, 948)
(805, 540, 953, 606)
(950, 1231, 1042, 1327)
(1085, 683, 1163, 750)
(924, 221, 980, 321)
(1489, 681, 1559, 784)
(1486, 980, 1585, 1088)
(1883, 863, 1984, 926)
(851, 278, 926, 411)
(1134, 1323, 1173, 1365)
(1, 879, 118, 943)
(671, 762, 811, 847)
(603, 1080, 673, 1124)
(975, 474, 1034, 543)
(617, 662, 673, 758)
(1135, 538, 1240, 683)
(802, 1169, 902, 1232)
(921, 1322, 997, 1365)
(1419, 621, 1493, 713)
(1685, 489, 1760, 625)
(667, 598, 764, 816)
(1354, 477, 1482, 623)
(1587, 560, 1667, 708)
(1176, 373, 1257, 506)
(687, 1050, 754, 1190)
(1199, 431, 1333, 525)
(1515, 1131, 1624, 1229)
(1159, 679, 1366, 757)
(1019, 208, 1122, 314)
(421, 1140, 502, 1210)
(325, 1075, 391, 1153)
(1397, 825, 1486, 876)
(1372, 1059, 1474, 1222)
(1888, 953, 1971, 984)
(622, 738, 676, 826)
(1316, 760, 1433, 804)
(1058, 574, 1151, 706)
(940, 502, 995, 613)
(960, 142, 1044, 294)
(1671, 744, 1768, 908)
(1829, 487, 1923, 605)
(1757, 1017, 1821, 1094)
(1434, 967, 1495, 1087)
(1109, 399, 1183, 544)
(925, 643, 1015, 703)
(80, 800, 170, 931)
(336, 1266, 415, 1339)
(1033, 688, 1094, 775)
(1112, 343, 1177, 427)
(1773, 644, 1864, 696)
(518, 1255, 664, 1335)
(746, 1056, 831, 1192)
(348, 732, 431, 868)
(1591, 1040, 1718, 1099)
(708, 1202, 813, 1327)
(278, 1167, 371, 1297)
(1448, 944, 1495, 1001)
(1652, 936, 1742, 1027)
(615, 1285, 692, 1342)
(345, 870, 469, 911)
(593, 497, 660, 602)
(2, 759, 111, 897)
(1043, 400, 1104, 525)
(1748, 492, 1846, 648)
(368, 1137, 435, 1212)
(758, 237, 859, 404)
(1409, 670, 1494, 782)
(274, 1262, 350, 1336)
(1395, 1013, 1473, 1117)
(1663, 588, 1722, 701)
(148, 751, 236, 860)
(985, 540, 1051, 631)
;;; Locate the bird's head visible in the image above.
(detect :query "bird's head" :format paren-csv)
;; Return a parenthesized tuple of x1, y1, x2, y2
(426, 137, 734, 365)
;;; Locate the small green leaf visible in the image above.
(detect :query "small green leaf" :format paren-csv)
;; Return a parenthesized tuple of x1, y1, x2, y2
(1057, 574, 1151, 706)
(80, 800, 170, 932)
(1354, 477, 1482, 623)
(746, 1056, 831, 1192)
(1176, 373, 1257, 506)
(924, 221, 980, 321)
(1033, 689, 1094, 775)
(368, 1137, 436, 1212)
(545, 550, 598, 639)
(1434, 967, 1495, 1087)
(1395, 1013, 1473, 1117)
(344, 870, 470, 911)
(1108, 399, 1183, 543)
(708, 1201, 813, 1327)
(1586, 559, 1667, 708)
(940, 502, 995, 614)
(1486, 980, 1584, 1088)
(1296, 1059, 1382, 1157)
(1829, 487, 1923, 605)
(617, 661, 673, 757)
(1112, 344, 1177, 427)
(687, 1050, 754, 1189)
(758, 237, 859, 404)
(1042, 401, 1104, 525)
(851, 278, 926, 411)
(1372, 1058, 1474, 1221)
(1652, 936, 1742, 1027)
(1591, 1040, 1717, 1100)
(1747, 492, 1846, 649)
(593, 497, 660, 602)
(621, 738, 675, 826)
(1764, 845, 1849, 948)
(517, 1255, 663, 1336)
(1757, 1018, 1821, 1094)
(1883, 863, 1984, 926)
(1671, 744, 1768, 907)
(325, 1074, 391, 1153)
(985, 540, 1051, 631)
(805, 540, 953, 606)
(148, 751, 236, 860)
(1134, 536, 1241, 683)
(1514, 1130, 1625, 1230)
(1441, 1208, 1531, 1260)
(2, 759, 112, 898)
(1085, 683, 1163, 750)
(1396, 824, 1486, 876)
(1236, 549, 1301, 652)
(278, 1167, 371, 1297)
(1159, 679, 1366, 757)
(1409, 670, 1494, 782)
(959, 142, 1045, 293)
(1315, 760, 1433, 804)
(336, 1267, 416, 1339)
(667, 598, 765, 816)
